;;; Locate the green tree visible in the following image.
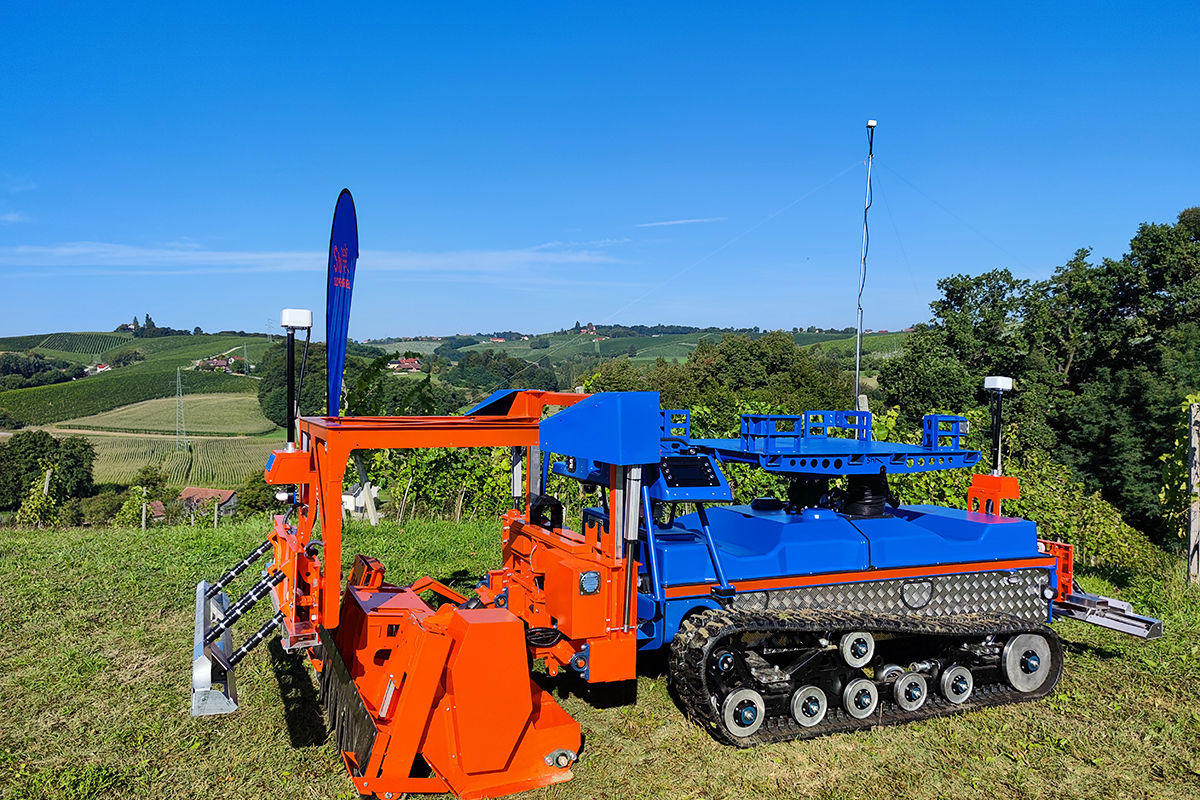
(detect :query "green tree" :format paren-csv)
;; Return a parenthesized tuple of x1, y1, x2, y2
(113, 486, 148, 528)
(15, 460, 61, 528)
(257, 341, 331, 427)
(877, 327, 976, 425)
(878, 208, 1200, 542)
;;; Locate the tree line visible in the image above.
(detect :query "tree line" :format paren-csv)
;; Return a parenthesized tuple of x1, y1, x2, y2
(879, 207, 1200, 544)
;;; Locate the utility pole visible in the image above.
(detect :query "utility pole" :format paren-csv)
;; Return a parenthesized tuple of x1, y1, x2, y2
(1189, 403, 1199, 585)
(176, 367, 187, 451)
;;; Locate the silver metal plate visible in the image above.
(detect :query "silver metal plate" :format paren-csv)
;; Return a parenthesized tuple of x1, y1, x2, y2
(731, 568, 1051, 623)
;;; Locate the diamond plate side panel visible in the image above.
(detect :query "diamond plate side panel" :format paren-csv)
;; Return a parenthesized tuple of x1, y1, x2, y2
(730, 568, 1050, 623)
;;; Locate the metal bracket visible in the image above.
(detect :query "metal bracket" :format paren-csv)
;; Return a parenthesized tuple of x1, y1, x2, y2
(1054, 588, 1163, 639)
(192, 580, 239, 716)
(568, 642, 590, 680)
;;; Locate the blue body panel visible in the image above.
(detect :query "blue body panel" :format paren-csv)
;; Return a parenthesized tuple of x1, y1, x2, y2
(855, 505, 1038, 568)
(656, 507, 870, 586)
(539, 392, 662, 466)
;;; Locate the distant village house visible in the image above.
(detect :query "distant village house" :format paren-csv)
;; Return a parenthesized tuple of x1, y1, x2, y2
(178, 487, 238, 516)
(388, 358, 422, 373)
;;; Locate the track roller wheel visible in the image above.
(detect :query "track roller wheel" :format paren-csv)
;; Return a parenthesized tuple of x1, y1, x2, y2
(842, 677, 878, 719)
(893, 671, 928, 712)
(790, 684, 828, 727)
(721, 688, 765, 738)
(939, 665, 973, 704)
(838, 631, 875, 668)
(1001, 633, 1053, 693)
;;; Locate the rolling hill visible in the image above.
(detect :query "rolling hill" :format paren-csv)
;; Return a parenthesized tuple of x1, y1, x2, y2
(0, 333, 271, 425)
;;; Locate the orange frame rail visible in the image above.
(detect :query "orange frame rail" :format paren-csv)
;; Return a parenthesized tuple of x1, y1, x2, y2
(263, 391, 587, 633)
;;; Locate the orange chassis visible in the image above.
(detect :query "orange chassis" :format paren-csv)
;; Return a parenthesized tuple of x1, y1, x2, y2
(260, 391, 641, 799)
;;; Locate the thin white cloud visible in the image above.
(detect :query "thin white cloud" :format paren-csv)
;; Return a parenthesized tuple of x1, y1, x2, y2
(0, 239, 623, 277)
(0, 212, 31, 224)
(531, 237, 631, 250)
(4, 178, 37, 194)
(635, 217, 725, 228)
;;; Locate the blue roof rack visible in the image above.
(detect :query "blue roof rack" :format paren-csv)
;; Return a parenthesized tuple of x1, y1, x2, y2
(662, 411, 979, 476)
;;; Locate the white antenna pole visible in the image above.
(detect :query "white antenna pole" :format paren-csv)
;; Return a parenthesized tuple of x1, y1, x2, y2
(854, 119, 877, 405)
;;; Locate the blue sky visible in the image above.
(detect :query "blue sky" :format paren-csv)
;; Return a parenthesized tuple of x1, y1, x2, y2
(2, 2, 1197, 340)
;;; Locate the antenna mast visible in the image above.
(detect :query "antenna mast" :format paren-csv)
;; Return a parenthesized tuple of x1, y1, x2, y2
(175, 366, 187, 451)
(854, 119, 877, 407)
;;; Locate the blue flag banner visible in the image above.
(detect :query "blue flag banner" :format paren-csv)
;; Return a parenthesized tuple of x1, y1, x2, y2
(326, 189, 359, 416)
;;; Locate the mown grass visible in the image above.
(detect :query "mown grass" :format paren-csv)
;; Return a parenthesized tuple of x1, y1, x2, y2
(59, 394, 277, 436)
(1, 519, 1197, 800)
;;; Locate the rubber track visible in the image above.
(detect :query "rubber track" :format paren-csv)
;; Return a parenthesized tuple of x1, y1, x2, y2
(668, 608, 1063, 747)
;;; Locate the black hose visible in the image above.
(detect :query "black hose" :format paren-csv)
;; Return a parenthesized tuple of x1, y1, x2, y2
(294, 328, 311, 421)
(526, 627, 563, 648)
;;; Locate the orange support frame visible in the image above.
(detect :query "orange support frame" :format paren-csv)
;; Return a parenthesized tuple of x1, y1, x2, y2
(1038, 539, 1075, 600)
(263, 391, 587, 635)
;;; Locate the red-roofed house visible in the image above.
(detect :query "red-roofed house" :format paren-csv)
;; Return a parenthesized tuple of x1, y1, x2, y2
(388, 358, 422, 373)
(178, 487, 238, 516)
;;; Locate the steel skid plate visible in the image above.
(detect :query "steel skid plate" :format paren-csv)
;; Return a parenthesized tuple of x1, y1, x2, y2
(318, 626, 378, 778)
(730, 568, 1052, 623)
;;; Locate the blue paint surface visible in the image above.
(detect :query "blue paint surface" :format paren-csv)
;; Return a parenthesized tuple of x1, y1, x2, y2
(326, 189, 358, 416)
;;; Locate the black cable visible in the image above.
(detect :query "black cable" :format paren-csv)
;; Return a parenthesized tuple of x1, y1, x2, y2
(526, 627, 563, 648)
(294, 328, 311, 421)
(859, 126, 874, 313)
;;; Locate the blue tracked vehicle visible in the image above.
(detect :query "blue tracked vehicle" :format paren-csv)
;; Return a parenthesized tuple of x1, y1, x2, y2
(503, 392, 1162, 744)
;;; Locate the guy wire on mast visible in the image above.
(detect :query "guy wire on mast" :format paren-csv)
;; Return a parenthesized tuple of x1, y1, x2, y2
(854, 119, 876, 408)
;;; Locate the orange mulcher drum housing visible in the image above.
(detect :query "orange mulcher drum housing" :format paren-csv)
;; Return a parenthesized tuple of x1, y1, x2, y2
(259, 392, 642, 799)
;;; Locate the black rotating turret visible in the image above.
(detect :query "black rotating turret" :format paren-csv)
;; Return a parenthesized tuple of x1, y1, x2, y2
(841, 470, 893, 518)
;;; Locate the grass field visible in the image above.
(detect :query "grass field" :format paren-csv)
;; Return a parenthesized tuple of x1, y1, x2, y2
(0, 334, 268, 425)
(0, 331, 136, 360)
(364, 340, 443, 355)
(1, 518, 1196, 800)
(805, 331, 910, 357)
(457, 331, 723, 363)
(63, 433, 282, 487)
(59, 394, 277, 436)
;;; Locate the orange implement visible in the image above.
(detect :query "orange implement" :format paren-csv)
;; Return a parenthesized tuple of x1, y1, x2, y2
(326, 558, 580, 800)
(255, 392, 593, 799)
